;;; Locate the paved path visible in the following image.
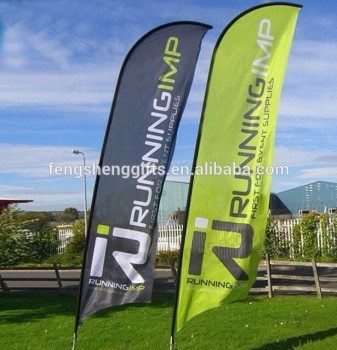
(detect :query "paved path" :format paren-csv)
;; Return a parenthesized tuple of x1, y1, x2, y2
(0, 268, 175, 292)
(1, 264, 337, 294)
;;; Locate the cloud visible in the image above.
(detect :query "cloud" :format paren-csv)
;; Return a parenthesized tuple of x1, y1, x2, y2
(0, 143, 99, 177)
(314, 155, 337, 163)
(0, 184, 33, 194)
(27, 28, 73, 69)
(279, 38, 337, 119)
(298, 167, 337, 180)
(1, 0, 336, 211)
(0, 67, 119, 112)
(0, 143, 97, 210)
(0, 179, 87, 211)
(274, 146, 332, 168)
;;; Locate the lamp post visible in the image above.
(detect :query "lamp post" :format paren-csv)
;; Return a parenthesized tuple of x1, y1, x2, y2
(72, 149, 88, 237)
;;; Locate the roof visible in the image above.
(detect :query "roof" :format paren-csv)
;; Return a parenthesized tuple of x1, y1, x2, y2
(0, 198, 33, 205)
(276, 180, 337, 195)
(0, 199, 34, 213)
(276, 181, 337, 214)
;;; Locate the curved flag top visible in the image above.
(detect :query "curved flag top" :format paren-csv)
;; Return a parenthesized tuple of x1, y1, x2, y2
(74, 21, 211, 329)
(172, 3, 302, 338)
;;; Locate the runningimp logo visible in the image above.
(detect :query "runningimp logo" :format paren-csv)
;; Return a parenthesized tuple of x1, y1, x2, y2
(188, 217, 253, 281)
(89, 37, 181, 288)
(89, 224, 150, 284)
(187, 18, 273, 282)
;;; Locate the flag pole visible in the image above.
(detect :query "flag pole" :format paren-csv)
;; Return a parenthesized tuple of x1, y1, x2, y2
(70, 22, 212, 349)
(168, 21, 212, 343)
(169, 336, 174, 350)
(168, 78, 209, 348)
(168, 15, 218, 347)
(169, 4, 302, 347)
(168, 173, 197, 349)
(167, 175, 191, 348)
(71, 173, 98, 349)
(70, 198, 95, 349)
(72, 333, 77, 350)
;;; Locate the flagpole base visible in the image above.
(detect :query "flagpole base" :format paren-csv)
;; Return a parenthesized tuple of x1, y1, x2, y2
(72, 333, 77, 350)
(169, 336, 174, 350)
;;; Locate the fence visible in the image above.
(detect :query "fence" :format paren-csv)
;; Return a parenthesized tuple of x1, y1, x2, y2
(157, 225, 183, 251)
(273, 219, 300, 257)
(55, 224, 184, 253)
(56, 216, 337, 256)
(57, 225, 73, 253)
(0, 265, 79, 292)
(156, 216, 337, 255)
(1, 259, 337, 297)
(273, 216, 337, 258)
(250, 257, 337, 298)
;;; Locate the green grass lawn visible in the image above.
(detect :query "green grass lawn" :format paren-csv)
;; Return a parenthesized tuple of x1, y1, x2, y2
(0, 291, 337, 349)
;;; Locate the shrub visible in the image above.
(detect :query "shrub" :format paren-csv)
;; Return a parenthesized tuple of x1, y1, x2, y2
(262, 217, 290, 259)
(0, 207, 36, 267)
(28, 225, 59, 262)
(293, 213, 320, 261)
(45, 220, 85, 267)
(156, 250, 179, 265)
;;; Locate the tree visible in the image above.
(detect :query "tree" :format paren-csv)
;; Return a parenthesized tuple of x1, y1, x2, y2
(65, 219, 86, 255)
(50, 219, 86, 266)
(20, 211, 55, 232)
(56, 207, 79, 223)
(262, 216, 290, 259)
(29, 225, 59, 262)
(169, 209, 186, 225)
(293, 213, 320, 260)
(0, 207, 35, 267)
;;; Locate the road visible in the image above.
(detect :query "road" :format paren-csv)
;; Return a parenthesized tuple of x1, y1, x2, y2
(0, 268, 175, 292)
(1, 264, 337, 294)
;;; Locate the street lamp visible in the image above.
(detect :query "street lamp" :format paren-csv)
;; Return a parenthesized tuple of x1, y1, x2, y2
(72, 149, 88, 237)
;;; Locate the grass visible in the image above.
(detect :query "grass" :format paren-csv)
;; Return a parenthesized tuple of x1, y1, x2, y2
(0, 291, 337, 349)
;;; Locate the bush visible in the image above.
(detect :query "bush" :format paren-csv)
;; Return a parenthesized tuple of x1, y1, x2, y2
(293, 213, 320, 261)
(45, 220, 86, 267)
(262, 217, 291, 260)
(0, 207, 36, 267)
(320, 213, 337, 261)
(64, 220, 86, 255)
(156, 250, 179, 265)
(29, 225, 59, 263)
(45, 251, 83, 267)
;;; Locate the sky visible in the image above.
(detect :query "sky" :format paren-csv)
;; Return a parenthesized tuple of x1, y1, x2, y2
(1, 0, 337, 211)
